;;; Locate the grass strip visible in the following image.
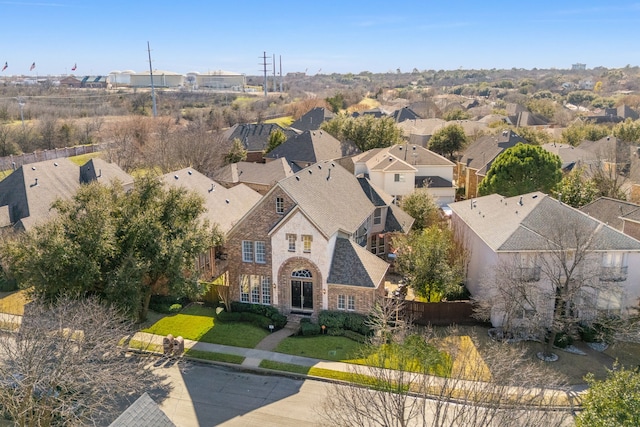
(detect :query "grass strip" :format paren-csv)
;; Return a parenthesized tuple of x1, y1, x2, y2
(185, 348, 244, 364)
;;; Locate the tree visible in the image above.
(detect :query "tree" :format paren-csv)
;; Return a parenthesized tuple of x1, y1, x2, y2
(0, 296, 165, 426)
(613, 118, 640, 143)
(399, 190, 440, 231)
(2, 177, 220, 322)
(265, 128, 287, 154)
(322, 299, 572, 427)
(224, 137, 247, 164)
(560, 123, 609, 146)
(321, 114, 403, 152)
(552, 166, 598, 208)
(576, 365, 640, 427)
(427, 123, 467, 160)
(473, 212, 620, 359)
(392, 226, 464, 302)
(478, 144, 562, 197)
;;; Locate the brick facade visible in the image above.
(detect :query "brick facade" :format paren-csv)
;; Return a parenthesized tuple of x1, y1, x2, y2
(326, 283, 385, 313)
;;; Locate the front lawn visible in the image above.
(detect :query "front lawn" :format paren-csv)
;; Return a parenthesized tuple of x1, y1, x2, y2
(0, 290, 29, 315)
(275, 335, 364, 361)
(143, 305, 269, 348)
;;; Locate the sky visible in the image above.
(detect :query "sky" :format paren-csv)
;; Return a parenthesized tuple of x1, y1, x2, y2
(1, 1, 640, 77)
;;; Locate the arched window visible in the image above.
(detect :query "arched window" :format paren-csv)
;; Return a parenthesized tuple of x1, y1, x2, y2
(291, 269, 313, 278)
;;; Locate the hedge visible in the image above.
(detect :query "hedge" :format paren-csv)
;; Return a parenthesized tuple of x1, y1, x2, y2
(229, 302, 287, 329)
(318, 310, 371, 336)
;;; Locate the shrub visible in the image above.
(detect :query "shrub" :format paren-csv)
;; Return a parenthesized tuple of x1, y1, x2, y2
(169, 304, 182, 313)
(343, 330, 368, 343)
(553, 332, 574, 349)
(300, 322, 321, 336)
(327, 328, 345, 336)
(228, 302, 287, 329)
(319, 310, 371, 335)
(318, 311, 347, 330)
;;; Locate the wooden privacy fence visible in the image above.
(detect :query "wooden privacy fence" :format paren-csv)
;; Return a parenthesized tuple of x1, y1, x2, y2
(0, 142, 111, 171)
(402, 299, 478, 326)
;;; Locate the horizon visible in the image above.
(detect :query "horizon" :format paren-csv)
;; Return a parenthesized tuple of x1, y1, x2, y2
(1, 1, 640, 77)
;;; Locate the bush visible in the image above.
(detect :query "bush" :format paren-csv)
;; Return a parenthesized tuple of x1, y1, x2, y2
(169, 304, 182, 313)
(343, 330, 368, 343)
(228, 302, 287, 330)
(319, 310, 371, 335)
(327, 328, 345, 336)
(553, 332, 574, 349)
(300, 322, 321, 336)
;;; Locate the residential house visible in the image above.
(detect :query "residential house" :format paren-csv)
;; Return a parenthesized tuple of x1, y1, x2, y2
(540, 142, 598, 173)
(290, 107, 334, 132)
(212, 157, 295, 195)
(584, 105, 639, 124)
(0, 158, 133, 231)
(224, 161, 413, 318)
(580, 197, 640, 242)
(450, 192, 640, 328)
(390, 106, 421, 123)
(352, 144, 456, 207)
(456, 129, 529, 199)
(160, 168, 262, 281)
(264, 129, 360, 171)
(223, 123, 299, 163)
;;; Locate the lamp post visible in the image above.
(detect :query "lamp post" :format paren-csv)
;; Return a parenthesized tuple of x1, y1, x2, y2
(16, 97, 25, 131)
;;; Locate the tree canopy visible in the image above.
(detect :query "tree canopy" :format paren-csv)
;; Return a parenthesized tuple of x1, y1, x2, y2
(552, 166, 598, 208)
(320, 113, 403, 152)
(576, 365, 640, 427)
(2, 176, 220, 321)
(427, 123, 468, 160)
(265, 128, 287, 154)
(400, 190, 440, 231)
(478, 143, 562, 197)
(224, 137, 247, 164)
(392, 226, 464, 302)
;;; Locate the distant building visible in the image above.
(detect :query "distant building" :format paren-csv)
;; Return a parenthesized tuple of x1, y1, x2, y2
(572, 63, 586, 71)
(195, 70, 245, 90)
(129, 71, 184, 88)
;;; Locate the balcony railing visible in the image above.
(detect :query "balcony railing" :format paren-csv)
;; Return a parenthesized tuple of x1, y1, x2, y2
(599, 266, 628, 282)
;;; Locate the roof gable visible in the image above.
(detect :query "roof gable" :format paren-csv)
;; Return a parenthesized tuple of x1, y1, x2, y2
(265, 130, 359, 165)
(328, 238, 389, 288)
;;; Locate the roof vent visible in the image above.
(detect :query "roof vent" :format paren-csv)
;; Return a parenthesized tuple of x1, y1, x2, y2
(188, 170, 192, 175)
(97, 169, 102, 178)
(209, 183, 215, 193)
(225, 199, 230, 204)
(308, 170, 312, 174)
(331, 163, 335, 167)
(54, 162, 58, 167)
(174, 175, 179, 180)
(30, 178, 38, 187)
(295, 176, 300, 181)
(318, 164, 322, 170)
(518, 196, 523, 206)
(31, 166, 36, 170)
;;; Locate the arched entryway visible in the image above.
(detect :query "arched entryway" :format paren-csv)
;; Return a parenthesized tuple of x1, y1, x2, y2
(290, 269, 313, 312)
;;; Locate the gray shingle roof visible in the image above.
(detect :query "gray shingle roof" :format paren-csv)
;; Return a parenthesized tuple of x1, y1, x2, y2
(290, 107, 335, 131)
(212, 158, 294, 187)
(109, 393, 175, 427)
(459, 130, 529, 172)
(265, 130, 359, 165)
(161, 168, 261, 234)
(223, 123, 298, 152)
(80, 158, 134, 190)
(580, 197, 640, 231)
(327, 238, 389, 288)
(450, 192, 640, 252)
(278, 162, 374, 237)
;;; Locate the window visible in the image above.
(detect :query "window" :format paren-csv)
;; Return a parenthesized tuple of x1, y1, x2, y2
(240, 274, 272, 305)
(287, 234, 296, 252)
(276, 197, 284, 214)
(394, 173, 405, 182)
(261, 276, 271, 304)
(600, 252, 628, 281)
(347, 295, 355, 311)
(240, 275, 250, 303)
(373, 207, 382, 225)
(197, 251, 211, 273)
(515, 253, 540, 281)
(242, 241, 253, 262)
(370, 234, 385, 255)
(255, 241, 266, 264)
(337, 294, 345, 310)
(302, 235, 312, 253)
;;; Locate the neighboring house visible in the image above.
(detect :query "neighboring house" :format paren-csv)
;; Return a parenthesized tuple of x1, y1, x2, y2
(224, 161, 413, 318)
(290, 107, 334, 131)
(264, 129, 360, 171)
(450, 192, 640, 328)
(352, 107, 386, 119)
(109, 392, 175, 427)
(0, 157, 133, 231)
(352, 144, 456, 207)
(584, 105, 639, 124)
(580, 197, 640, 242)
(540, 142, 598, 173)
(396, 118, 446, 147)
(578, 136, 632, 177)
(390, 106, 421, 123)
(223, 123, 298, 163)
(456, 129, 529, 199)
(59, 76, 82, 88)
(212, 157, 295, 195)
(160, 168, 262, 281)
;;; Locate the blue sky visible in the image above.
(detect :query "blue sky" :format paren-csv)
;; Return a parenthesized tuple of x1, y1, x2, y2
(1, 0, 640, 76)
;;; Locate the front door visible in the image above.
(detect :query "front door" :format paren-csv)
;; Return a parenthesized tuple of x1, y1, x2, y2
(291, 269, 313, 311)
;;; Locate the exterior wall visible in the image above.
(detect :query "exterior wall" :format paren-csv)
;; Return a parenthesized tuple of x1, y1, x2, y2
(129, 74, 184, 88)
(271, 210, 330, 315)
(226, 187, 295, 305)
(414, 165, 453, 182)
(195, 74, 245, 89)
(427, 187, 455, 207)
(381, 171, 415, 196)
(326, 283, 383, 314)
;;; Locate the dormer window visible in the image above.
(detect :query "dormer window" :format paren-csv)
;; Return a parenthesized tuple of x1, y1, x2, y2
(276, 197, 284, 214)
(373, 207, 382, 225)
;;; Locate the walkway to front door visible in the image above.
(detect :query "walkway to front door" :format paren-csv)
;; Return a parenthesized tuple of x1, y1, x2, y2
(291, 269, 313, 312)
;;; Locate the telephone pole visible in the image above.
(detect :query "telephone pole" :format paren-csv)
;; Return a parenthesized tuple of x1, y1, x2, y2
(147, 41, 157, 117)
(260, 51, 270, 97)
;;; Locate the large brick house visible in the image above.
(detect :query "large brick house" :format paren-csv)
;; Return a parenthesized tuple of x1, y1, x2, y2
(224, 161, 413, 317)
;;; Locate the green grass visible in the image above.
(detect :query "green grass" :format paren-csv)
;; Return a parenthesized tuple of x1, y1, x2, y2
(142, 305, 269, 348)
(185, 348, 244, 364)
(259, 360, 384, 387)
(127, 339, 163, 353)
(274, 335, 364, 361)
(0, 290, 29, 315)
(264, 116, 294, 127)
(68, 152, 103, 166)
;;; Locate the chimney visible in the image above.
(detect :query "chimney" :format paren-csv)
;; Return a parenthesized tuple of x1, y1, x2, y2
(518, 196, 523, 206)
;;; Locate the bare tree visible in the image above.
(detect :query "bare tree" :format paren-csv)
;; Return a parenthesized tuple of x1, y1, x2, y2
(322, 298, 573, 427)
(0, 296, 166, 426)
(474, 213, 625, 359)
